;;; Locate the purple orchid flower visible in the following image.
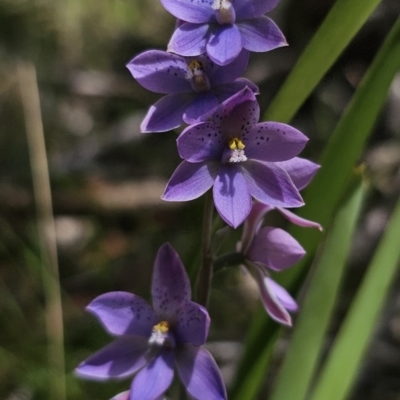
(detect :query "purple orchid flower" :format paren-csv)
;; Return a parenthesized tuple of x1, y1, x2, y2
(127, 49, 258, 133)
(162, 87, 307, 228)
(163, 0, 287, 65)
(75, 243, 227, 400)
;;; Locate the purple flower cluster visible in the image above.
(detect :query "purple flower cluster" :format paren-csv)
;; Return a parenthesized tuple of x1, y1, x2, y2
(76, 0, 322, 398)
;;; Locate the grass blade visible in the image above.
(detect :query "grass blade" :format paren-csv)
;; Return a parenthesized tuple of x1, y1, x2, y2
(270, 175, 367, 400)
(309, 196, 400, 400)
(265, 0, 381, 122)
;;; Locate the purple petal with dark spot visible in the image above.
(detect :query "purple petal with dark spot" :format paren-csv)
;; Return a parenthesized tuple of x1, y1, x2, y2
(127, 50, 191, 94)
(178, 122, 223, 162)
(241, 160, 304, 208)
(141, 93, 194, 133)
(213, 164, 252, 228)
(247, 227, 305, 271)
(244, 122, 308, 162)
(206, 24, 242, 66)
(183, 92, 219, 124)
(276, 157, 320, 190)
(235, 0, 280, 20)
(75, 336, 149, 380)
(130, 350, 174, 400)
(87, 292, 156, 337)
(160, 0, 215, 23)
(162, 161, 219, 201)
(168, 23, 210, 56)
(151, 243, 191, 320)
(175, 301, 210, 346)
(176, 345, 227, 400)
(211, 87, 259, 138)
(238, 17, 287, 52)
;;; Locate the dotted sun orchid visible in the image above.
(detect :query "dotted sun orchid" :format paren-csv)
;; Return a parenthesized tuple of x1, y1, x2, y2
(162, 87, 308, 229)
(75, 243, 227, 400)
(163, 0, 287, 65)
(127, 49, 258, 133)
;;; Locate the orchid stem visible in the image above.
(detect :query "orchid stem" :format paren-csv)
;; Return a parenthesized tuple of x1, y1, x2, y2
(196, 191, 214, 308)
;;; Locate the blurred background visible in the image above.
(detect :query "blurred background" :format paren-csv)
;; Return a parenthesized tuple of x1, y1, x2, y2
(1, 0, 400, 399)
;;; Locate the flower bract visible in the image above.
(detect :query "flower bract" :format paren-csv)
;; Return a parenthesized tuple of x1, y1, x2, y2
(75, 243, 226, 400)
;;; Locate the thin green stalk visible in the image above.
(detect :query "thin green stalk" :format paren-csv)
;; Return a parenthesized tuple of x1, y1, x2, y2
(196, 191, 214, 308)
(17, 60, 66, 400)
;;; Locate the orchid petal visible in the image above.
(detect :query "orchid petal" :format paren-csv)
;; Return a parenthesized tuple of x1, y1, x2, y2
(254, 268, 292, 325)
(277, 207, 323, 230)
(240, 202, 274, 253)
(244, 122, 308, 162)
(110, 391, 130, 400)
(235, 0, 280, 19)
(87, 292, 156, 337)
(160, 0, 215, 23)
(242, 161, 304, 208)
(162, 161, 219, 201)
(127, 50, 191, 94)
(212, 87, 259, 137)
(130, 350, 174, 400)
(141, 93, 194, 133)
(175, 301, 210, 346)
(247, 227, 305, 271)
(177, 122, 223, 162)
(276, 157, 320, 190)
(267, 278, 298, 312)
(183, 92, 219, 124)
(75, 336, 149, 380)
(152, 243, 191, 320)
(206, 24, 242, 66)
(213, 78, 259, 104)
(207, 49, 249, 85)
(168, 23, 210, 57)
(176, 345, 227, 400)
(213, 164, 252, 228)
(238, 17, 287, 52)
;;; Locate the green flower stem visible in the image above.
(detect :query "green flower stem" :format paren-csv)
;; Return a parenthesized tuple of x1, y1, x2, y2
(196, 191, 215, 308)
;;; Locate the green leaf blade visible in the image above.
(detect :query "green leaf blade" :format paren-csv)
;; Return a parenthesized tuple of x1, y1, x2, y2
(309, 196, 400, 400)
(270, 177, 367, 400)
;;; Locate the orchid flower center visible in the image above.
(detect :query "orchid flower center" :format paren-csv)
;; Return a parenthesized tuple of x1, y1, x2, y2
(222, 137, 248, 163)
(212, 0, 236, 24)
(187, 60, 211, 92)
(148, 320, 175, 348)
